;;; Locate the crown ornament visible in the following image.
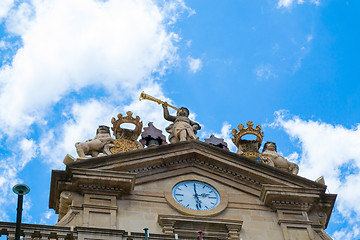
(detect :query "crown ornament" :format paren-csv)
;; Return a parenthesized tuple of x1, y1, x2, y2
(111, 111, 143, 140)
(110, 111, 143, 154)
(231, 121, 264, 147)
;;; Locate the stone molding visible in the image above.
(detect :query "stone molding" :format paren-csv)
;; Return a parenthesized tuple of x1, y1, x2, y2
(67, 140, 326, 190)
(259, 185, 335, 240)
(158, 215, 243, 239)
(260, 185, 323, 210)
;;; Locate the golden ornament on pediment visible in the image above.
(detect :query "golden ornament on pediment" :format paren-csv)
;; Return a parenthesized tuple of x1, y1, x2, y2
(110, 111, 144, 153)
(231, 121, 264, 147)
(110, 139, 138, 154)
(111, 111, 143, 141)
(243, 152, 271, 165)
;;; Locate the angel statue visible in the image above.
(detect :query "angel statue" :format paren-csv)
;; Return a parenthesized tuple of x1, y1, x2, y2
(162, 103, 201, 143)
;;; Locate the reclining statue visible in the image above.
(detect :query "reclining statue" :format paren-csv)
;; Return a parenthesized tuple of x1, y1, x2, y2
(75, 125, 114, 158)
(262, 141, 299, 175)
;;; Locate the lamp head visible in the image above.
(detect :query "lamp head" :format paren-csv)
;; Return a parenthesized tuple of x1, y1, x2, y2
(12, 184, 30, 195)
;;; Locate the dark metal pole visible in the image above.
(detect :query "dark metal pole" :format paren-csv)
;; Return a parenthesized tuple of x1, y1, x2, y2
(144, 227, 149, 240)
(15, 194, 24, 240)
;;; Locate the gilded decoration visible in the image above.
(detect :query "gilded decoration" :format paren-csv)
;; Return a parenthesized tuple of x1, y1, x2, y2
(231, 121, 264, 147)
(110, 139, 138, 153)
(231, 121, 269, 164)
(110, 111, 143, 154)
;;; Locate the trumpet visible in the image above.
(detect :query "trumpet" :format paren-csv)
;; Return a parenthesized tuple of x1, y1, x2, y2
(139, 91, 180, 112)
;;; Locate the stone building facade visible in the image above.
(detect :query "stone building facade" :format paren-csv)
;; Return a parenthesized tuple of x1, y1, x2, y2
(0, 140, 336, 240)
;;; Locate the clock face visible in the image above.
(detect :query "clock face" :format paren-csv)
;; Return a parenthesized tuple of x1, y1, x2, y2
(171, 181, 221, 211)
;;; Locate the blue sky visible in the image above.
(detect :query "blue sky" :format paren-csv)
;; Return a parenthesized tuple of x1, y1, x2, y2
(0, 0, 359, 239)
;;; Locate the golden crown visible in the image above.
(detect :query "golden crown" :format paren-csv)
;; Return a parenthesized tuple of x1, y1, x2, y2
(111, 111, 143, 140)
(231, 121, 264, 147)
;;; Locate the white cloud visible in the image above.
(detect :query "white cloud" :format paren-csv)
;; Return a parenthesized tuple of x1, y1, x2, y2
(216, 122, 236, 152)
(272, 110, 360, 235)
(277, 0, 319, 8)
(188, 56, 202, 73)
(307, 35, 313, 43)
(39, 210, 57, 225)
(0, 0, 190, 136)
(200, 122, 236, 152)
(310, 0, 320, 6)
(5, 2, 34, 35)
(255, 63, 277, 80)
(0, 0, 194, 220)
(0, 0, 14, 20)
(333, 224, 360, 240)
(39, 99, 118, 167)
(0, 137, 37, 221)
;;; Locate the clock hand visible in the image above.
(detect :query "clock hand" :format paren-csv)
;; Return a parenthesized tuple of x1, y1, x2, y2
(193, 183, 202, 210)
(198, 193, 210, 197)
(195, 198, 202, 210)
(193, 183, 198, 197)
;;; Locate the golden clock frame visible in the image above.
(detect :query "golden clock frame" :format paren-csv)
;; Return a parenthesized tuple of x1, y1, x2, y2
(164, 175, 229, 217)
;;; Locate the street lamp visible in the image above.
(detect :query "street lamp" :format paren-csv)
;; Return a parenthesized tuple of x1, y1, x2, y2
(12, 184, 30, 240)
(143, 227, 149, 240)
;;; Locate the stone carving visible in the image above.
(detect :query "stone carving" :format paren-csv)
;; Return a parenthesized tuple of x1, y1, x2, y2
(110, 111, 143, 153)
(140, 122, 167, 147)
(162, 103, 201, 143)
(75, 125, 114, 158)
(261, 142, 299, 175)
(231, 121, 268, 163)
(204, 134, 229, 151)
(58, 191, 73, 221)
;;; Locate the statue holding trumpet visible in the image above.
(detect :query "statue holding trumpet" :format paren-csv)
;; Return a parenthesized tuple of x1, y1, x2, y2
(139, 92, 201, 143)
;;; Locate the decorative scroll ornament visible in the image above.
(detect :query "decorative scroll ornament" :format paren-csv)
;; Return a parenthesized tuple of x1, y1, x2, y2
(231, 121, 269, 165)
(110, 111, 143, 154)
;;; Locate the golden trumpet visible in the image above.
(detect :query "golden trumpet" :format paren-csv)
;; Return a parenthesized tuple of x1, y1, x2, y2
(139, 91, 180, 112)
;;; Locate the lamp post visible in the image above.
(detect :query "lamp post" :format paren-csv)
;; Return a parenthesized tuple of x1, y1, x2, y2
(12, 184, 30, 240)
(143, 227, 149, 240)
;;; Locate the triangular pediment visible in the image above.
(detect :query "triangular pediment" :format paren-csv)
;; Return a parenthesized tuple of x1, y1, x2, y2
(65, 140, 326, 195)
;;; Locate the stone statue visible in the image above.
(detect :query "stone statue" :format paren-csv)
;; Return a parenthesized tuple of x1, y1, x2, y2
(162, 103, 201, 143)
(261, 142, 299, 175)
(75, 125, 114, 158)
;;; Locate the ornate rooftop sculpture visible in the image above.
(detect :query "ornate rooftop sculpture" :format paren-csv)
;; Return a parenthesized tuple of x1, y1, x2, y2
(232, 121, 299, 174)
(232, 121, 266, 162)
(110, 111, 143, 153)
(261, 141, 299, 175)
(139, 91, 201, 143)
(204, 134, 229, 151)
(162, 104, 201, 143)
(75, 125, 114, 159)
(140, 122, 167, 147)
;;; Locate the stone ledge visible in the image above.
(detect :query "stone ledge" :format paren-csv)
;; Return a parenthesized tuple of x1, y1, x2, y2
(158, 215, 243, 239)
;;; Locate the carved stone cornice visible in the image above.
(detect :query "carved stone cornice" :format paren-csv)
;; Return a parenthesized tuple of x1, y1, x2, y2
(260, 184, 336, 228)
(260, 185, 322, 211)
(49, 168, 136, 213)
